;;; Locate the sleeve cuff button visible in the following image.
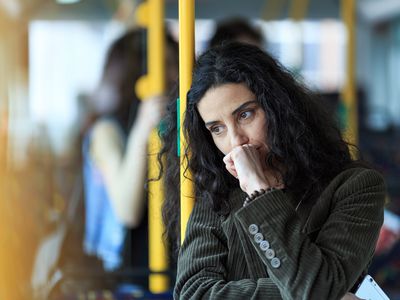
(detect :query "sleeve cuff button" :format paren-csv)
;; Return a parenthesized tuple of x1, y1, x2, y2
(260, 240, 270, 251)
(254, 233, 264, 243)
(271, 257, 281, 269)
(265, 249, 275, 259)
(248, 224, 259, 235)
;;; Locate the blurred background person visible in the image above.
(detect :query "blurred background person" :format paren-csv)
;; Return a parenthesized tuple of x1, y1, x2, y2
(82, 28, 158, 273)
(81, 27, 177, 289)
(42, 26, 178, 299)
(209, 17, 264, 49)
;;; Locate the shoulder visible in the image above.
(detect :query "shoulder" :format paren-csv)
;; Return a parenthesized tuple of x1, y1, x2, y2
(313, 167, 387, 214)
(188, 198, 223, 229)
(306, 167, 386, 234)
(91, 119, 123, 141)
(91, 119, 124, 146)
(89, 119, 125, 159)
(183, 198, 228, 247)
(329, 167, 386, 197)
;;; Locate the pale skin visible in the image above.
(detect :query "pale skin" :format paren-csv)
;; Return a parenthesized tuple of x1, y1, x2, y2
(197, 83, 282, 195)
(90, 95, 166, 227)
(197, 82, 363, 300)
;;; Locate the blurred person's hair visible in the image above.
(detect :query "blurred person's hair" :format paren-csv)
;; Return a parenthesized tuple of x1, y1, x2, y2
(92, 28, 178, 134)
(209, 17, 264, 48)
(99, 29, 144, 132)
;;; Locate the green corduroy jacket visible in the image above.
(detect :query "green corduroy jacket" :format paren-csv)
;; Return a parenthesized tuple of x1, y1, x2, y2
(174, 167, 386, 300)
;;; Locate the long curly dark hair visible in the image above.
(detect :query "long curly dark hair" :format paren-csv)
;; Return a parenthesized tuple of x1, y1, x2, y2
(160, 42, 358, 253)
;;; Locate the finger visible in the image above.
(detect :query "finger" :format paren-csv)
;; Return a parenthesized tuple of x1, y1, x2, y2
(223, 152, 234, 165)
(225, 164, 238, 178)
(223, 152, 238, 177)
(231, 145, 245, 160)
(224, 157, 237, 174)
(242, 144, 256, 156)
(243, 144, 258, 154)
(233, 144, 256, 157)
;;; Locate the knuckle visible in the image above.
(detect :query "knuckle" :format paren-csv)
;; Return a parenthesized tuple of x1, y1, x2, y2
(231, 147, 241, 158)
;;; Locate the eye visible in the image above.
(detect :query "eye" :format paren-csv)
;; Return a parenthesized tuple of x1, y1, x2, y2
(210, 125, 224, 135)
(239, 110, 253, 120)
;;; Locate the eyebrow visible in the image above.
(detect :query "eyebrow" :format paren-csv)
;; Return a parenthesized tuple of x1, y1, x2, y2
(231, 100, 258, 116)
(204, 100, 258, 127)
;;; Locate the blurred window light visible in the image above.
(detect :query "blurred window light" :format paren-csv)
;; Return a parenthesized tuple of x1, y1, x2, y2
(359, 0, 400, 23)
(366, 18, 400, 130)
(29, 20, 123, 156)
(261, 19, 346, 92)
(55, 0, 81, 4)
(168, 18, 346, 92)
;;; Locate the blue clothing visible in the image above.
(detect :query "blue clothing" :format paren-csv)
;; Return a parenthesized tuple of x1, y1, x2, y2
(82, 122, 126, 271)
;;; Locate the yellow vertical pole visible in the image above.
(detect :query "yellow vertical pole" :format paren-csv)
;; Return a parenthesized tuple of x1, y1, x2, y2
(179, 0, 195, 243)
(147, 130, 168, 293)
(289, 0, 310, 21)
(135, 0, 165, 97)
(262, 0, 287, 21)
(341, 0, 358, 150)
(135, 0, 169, 293)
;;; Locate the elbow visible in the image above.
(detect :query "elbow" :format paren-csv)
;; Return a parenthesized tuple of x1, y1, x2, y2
(113, 207, 143, 228)
(110, 192, 145, 228)
(117, 211, 143, 228)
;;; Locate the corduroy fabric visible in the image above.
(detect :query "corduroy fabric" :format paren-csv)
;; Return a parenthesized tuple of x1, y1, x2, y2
(174, 168, 386, 300)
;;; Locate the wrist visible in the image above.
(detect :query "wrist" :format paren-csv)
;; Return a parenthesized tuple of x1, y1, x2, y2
(243, 187, 277, 207)
(133, 117, 156, 137)
(246, 179, 270, 196)
(135, 116, 153, 132)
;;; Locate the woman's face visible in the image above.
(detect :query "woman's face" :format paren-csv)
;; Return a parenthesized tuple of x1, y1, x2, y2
(197, 83, 268, 160)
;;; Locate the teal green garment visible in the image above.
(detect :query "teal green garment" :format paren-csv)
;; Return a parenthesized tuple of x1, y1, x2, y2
(174, 168, 386, 300)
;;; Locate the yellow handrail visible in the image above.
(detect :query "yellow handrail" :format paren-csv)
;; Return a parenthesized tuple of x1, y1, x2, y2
(289, 0, 310, 21)
(135, 0, 169, 293)
(135, 0, 165, 98)
(262, 0, 286, 21)
(341, 0, 358, 153)
(179, 0, 195, 243)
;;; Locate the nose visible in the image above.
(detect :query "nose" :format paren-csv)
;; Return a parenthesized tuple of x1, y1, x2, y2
(229, 126, 249, 149)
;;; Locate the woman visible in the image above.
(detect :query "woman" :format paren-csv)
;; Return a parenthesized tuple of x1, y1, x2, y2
(83, 28, 177, 274)
(160, 43, 385, 299)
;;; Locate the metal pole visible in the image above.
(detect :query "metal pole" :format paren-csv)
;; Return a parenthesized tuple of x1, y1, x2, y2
(135, 0, 169, 292)
(179, 0, 195, 243)
(341, 0, 358, 151)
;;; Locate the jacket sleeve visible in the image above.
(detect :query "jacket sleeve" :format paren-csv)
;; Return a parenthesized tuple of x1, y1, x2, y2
(174, 197, 283, 300)
(234, 168, 386, 300)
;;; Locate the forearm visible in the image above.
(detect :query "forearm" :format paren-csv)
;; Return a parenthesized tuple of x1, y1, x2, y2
(175, 230, 282, 300)
(234, 169, 385, 299)
(175, 276, 282, 300)
(175, 201, 282, 300)
(91, 97, 165, 226)
(236, 194, 351, 299)
(107, 123, 151, 227)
